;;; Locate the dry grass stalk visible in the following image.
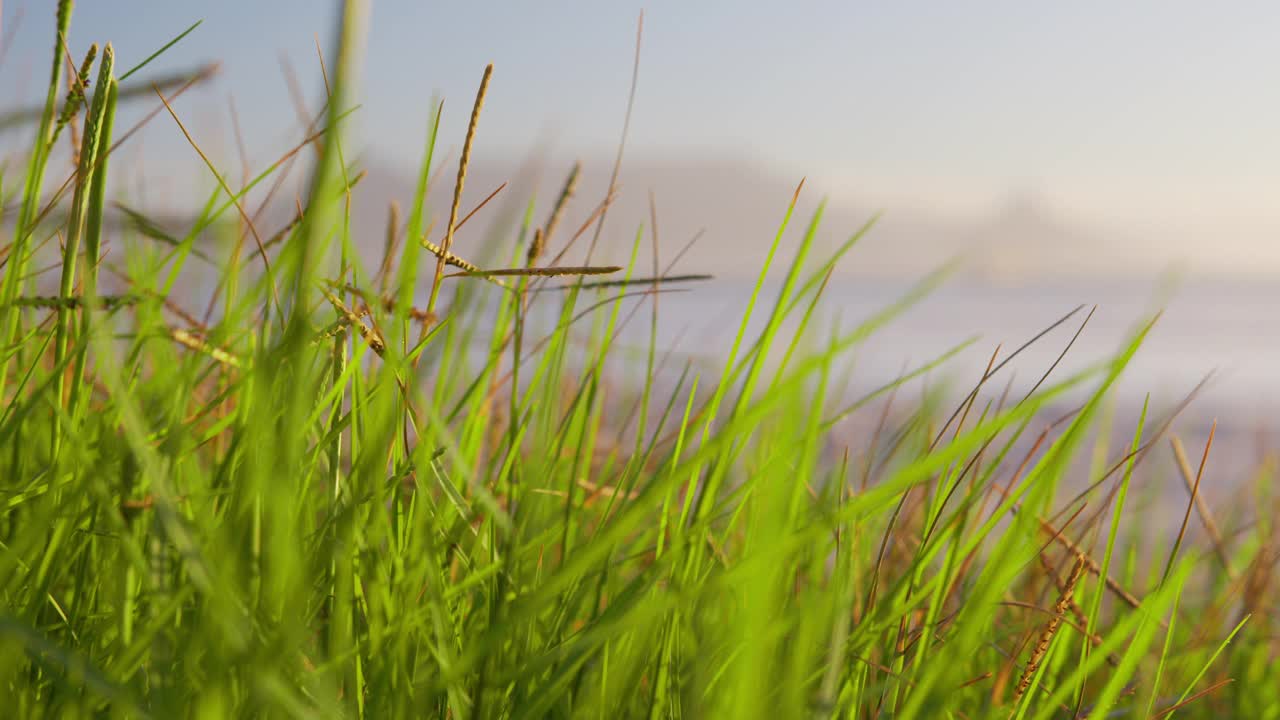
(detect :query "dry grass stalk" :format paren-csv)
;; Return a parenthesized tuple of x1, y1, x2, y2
(448, 265, 622, 279)
(537, 273, 713, 293)
(154, 87, 283, 325)
(1152, 678, 1235, 719)
(1164, 420, 1217, 582)
(584, 11, 643, 262)
(1013, 552, 1087, 703)
(1170, 434, 1233, 577)
(377, 201, 400, 296)
(449, 181, 507, 237)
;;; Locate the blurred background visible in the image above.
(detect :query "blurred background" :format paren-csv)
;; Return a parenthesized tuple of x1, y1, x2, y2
(5, 2, 1279, 277)
(2, 1, 1276, 489)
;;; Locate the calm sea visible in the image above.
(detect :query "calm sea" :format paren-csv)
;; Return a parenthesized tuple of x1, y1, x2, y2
(618, 276, 1280, 422)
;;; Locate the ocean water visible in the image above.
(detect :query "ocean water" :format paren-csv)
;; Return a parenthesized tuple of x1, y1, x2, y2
(615, 276, 1280, 422)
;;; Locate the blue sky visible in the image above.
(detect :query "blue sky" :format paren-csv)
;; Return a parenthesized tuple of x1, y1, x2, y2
(3, 1, 1278, 255)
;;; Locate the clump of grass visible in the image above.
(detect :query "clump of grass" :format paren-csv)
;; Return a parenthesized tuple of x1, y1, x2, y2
(0, 4, 1273, 719)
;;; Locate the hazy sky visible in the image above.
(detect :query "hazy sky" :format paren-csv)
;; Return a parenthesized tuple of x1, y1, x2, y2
(4, 1, 1278, 248)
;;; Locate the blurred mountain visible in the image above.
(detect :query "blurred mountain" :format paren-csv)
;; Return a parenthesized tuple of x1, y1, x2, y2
(18, 151, 1268, 282)
(342, 153, 1165, 282)
(342, 153, 964, 279)
(960, 191, 1131, 283)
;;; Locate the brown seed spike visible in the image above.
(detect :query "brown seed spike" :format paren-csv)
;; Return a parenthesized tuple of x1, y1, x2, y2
(63, 44, 98, 118)
(526, 228, 545, 268)
(1013, 553, 1087, 703)
(535, 161, 581, 263)
(50, 43, 98, 154)
(422, 239, 481, 273)
(427, 63, 493, 317)
(322, 289, 386, 357)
